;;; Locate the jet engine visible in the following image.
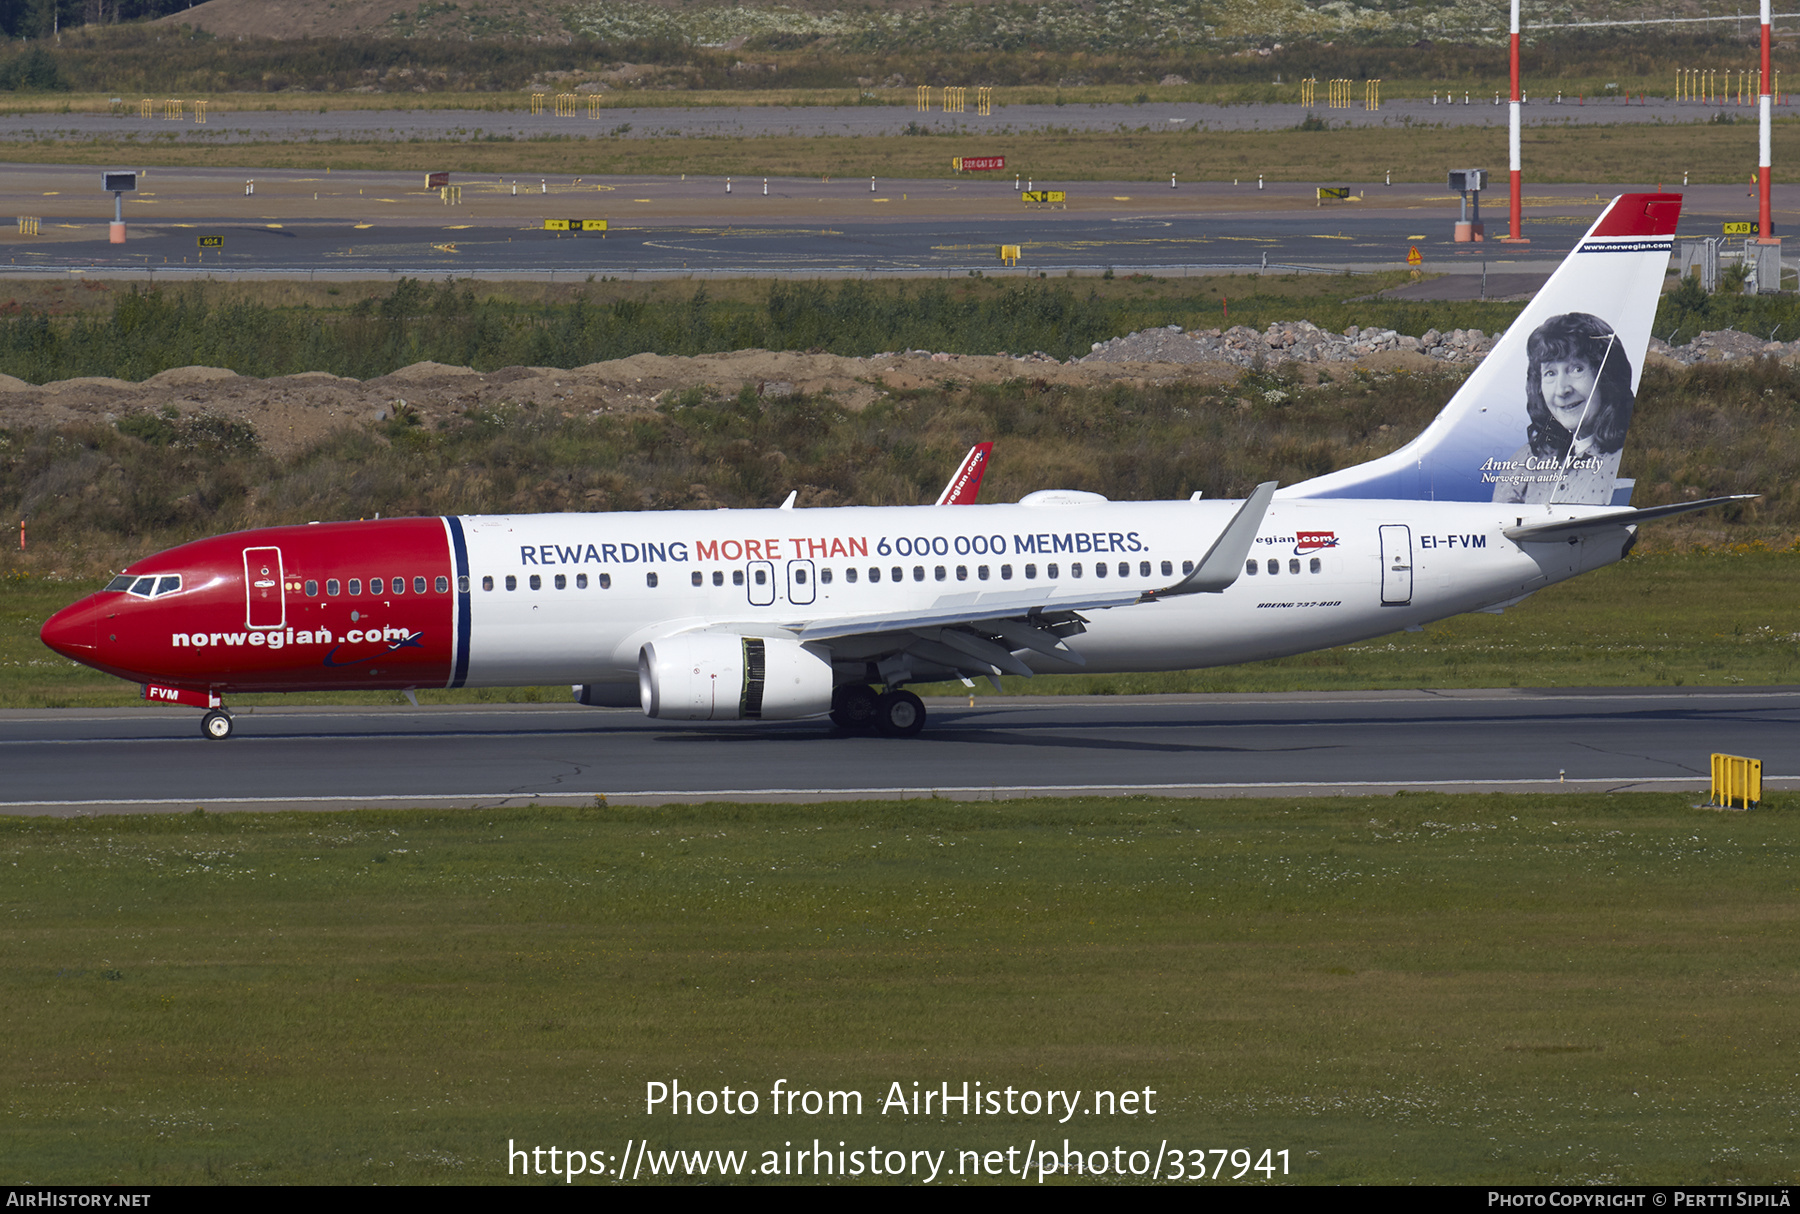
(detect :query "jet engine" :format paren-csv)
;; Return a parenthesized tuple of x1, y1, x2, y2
(638, 634, 834, 721)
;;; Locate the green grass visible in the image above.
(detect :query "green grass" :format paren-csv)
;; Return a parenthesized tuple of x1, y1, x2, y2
(6, 120, 1795, 184)
(3, 794, 1795, 1184)
(8, 549, 1799, 709)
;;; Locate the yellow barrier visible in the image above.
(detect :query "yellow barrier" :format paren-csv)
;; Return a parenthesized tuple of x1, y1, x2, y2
(139, 98, 153, 119)
(194, 99, 207, 123)
(1364, 79, 1381, 111)
(18, 216, 39, 236)
(1709, 753, 1762, 809)
(1328, 79, 1354, 109)
(999, 244, 1020, 265)
(1300, 78, 1317, 107)
(439, 186, 462, 205)
(977, 87, 992, 116)
(530, 92, 546, 115)
(163, 98, 183, 120)
(588, 95, 602, 118)
(943, 86, 965, 113)
(917, 85, 931, 112)
(555, 93, 578, 117)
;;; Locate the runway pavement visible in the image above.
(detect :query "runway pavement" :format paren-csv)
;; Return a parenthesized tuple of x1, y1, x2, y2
(4, 687, 1796, 814)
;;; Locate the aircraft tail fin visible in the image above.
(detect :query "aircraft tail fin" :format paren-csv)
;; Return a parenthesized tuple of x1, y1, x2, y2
(1283, 193, 1681, 505)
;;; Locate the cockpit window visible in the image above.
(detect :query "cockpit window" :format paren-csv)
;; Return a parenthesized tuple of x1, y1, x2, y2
(105, 575, 134, 592)
(129, 576, 156, 596)
(155, 575, 181, 596)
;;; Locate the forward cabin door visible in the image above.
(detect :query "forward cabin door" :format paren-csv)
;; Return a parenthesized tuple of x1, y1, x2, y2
(243, 546, 286, 629)
(1379, 525, 1413, 606)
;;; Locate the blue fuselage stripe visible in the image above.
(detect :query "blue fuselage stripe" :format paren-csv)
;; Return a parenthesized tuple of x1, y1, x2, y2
(446, 516, 472, 688)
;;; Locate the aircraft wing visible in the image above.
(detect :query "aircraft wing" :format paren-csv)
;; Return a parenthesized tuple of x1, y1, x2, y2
(699, 483, 1278, 684)
(935, 443, 994, 505)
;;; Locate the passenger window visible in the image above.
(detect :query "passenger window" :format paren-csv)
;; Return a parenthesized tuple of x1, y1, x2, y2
(393, 577, 405, 595)
(821, 569, 833, 584)
(599, 573, 612, 589)
(554, 574, 566, 590)
(691, 571, 703, 587)
(977, 565, 989, 580)
(1182, 560, 1195, 575)
(846, 568, 858, 584)
(156, 575, 181, 596)
(414, 576, 426, 594)
(1000, 564, 1012, 580)
(754, 569, 766, 585)
(868, 567, 879, 583)
(304, 579, 318, 596)
(1310, 557, 1322, 573)
(1288, 559, 1300, 575)
(795, 569, 808, 584)
(576, 573, 588, 589)
(325, 579, 340, 596)
(437, 576, 449, 594)
(1095, 562, 1107, 578)
(1246, 561, 1258, 575)
(732, 570, 744, 586)
(955, 565, 968, 581)
(350, 578, 363, 595)
(1267, 560, 1279, 576)
(713, 571, 724, 586)
(934, 566, 947, 582)
(913, 566, 924, 582)
(893, 567, 904, 582)
(1138, 562, 1149, 577)
(1160, 561, 1172, 577)
(482, 576, 494, 591)
(457, 576, 469, 593)
(1071, 563, 1083, 578)
(1025, 564, 1037, 579)
(529, 574, 542, 590)
(371, 578, 384, 594)
(505, 575, 517, 591)
(647, 572, 659, 588)
(1047, 563, 1058, 578)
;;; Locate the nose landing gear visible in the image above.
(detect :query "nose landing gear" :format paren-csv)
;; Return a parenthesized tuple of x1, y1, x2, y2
(201, 709, 235, 740)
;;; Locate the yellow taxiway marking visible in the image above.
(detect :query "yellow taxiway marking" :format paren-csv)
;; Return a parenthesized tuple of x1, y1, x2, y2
(1408, 234, 1427, 240)
(354, 223, 374, 229)
(1113, 196, 1132, 201)
(266, 224, 284, 229)
(1310, 233, 1354, 240)
(872, 198, 890, 202)
(633, 198, 652, 202)
(446, 224, 473, 229)
(42, 192, 58, 196)
(431, 242, 459, 253)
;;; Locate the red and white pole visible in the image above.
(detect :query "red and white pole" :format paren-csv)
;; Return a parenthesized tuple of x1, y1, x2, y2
(1506, 0, 1527, 242)
(1759, 0, 1775, 240)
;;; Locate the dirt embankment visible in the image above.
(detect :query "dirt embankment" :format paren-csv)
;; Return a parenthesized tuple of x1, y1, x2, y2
(0, 348, 1245, 456)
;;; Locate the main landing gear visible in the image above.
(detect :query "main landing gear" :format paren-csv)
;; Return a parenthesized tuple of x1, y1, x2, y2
(201, 709, 235, 740)
(830, 685, 926, 737)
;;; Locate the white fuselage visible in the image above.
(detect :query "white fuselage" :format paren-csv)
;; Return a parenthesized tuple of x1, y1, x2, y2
(456, 498, 1625, 688)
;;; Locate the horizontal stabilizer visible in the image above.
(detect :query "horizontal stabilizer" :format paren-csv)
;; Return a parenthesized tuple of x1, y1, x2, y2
(1503, 495, 1758, 543)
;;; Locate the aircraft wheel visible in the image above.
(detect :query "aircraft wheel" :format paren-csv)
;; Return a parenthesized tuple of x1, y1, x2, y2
(875, 690, 927, 738)
(201, 710, 234, 741)
(830, 684, 881, 732)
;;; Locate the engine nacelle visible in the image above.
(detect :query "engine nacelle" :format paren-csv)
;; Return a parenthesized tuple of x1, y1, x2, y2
(638, 634, 834, 721)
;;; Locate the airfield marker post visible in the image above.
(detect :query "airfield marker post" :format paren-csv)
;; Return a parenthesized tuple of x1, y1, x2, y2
(1502, 0, 1528, 243)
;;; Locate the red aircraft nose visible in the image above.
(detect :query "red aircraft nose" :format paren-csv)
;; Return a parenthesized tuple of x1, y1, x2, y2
(40, 596, 101, 659)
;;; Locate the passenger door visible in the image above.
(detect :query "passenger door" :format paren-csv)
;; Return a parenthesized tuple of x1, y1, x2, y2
(1379, 525, 1413, 606)
(243, 545, 285, 629)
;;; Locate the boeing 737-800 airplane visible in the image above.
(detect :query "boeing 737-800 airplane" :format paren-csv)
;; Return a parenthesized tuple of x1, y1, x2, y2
(40, 194, 1748, 739)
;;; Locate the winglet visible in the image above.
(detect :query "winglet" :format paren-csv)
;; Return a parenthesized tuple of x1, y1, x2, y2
(1142, 481, 1278, 599)
(935, 443, 994, 505)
